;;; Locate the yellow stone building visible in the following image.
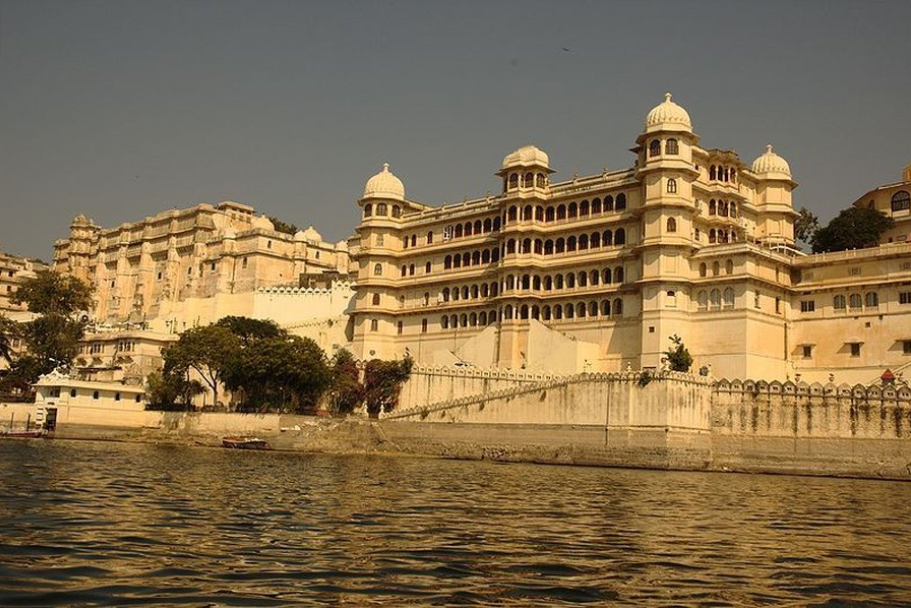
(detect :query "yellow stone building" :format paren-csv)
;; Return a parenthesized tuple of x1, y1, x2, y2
(0, 244, 47, 316)
(53, 201, 352, 329)
(350, 94, 911, 384)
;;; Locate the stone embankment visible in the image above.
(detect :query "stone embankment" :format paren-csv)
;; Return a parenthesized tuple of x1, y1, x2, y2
(5, 369, 911, 480)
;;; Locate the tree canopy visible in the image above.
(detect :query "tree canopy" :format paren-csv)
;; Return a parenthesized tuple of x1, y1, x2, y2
(793, 207, 820, 247)
(0, 271, 92, 397)
(811, 207, 894, 253)
(663, 334, 693, 373)
(363, 356, 413, 418)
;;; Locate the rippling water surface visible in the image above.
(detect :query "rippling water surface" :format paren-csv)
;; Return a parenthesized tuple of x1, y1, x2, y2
(1, 440, 911, 606)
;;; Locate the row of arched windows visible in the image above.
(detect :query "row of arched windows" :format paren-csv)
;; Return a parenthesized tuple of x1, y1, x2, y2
(648, 138, 679, 157)
(708, 199, 738, 218)
(833, 293, 879, 310)
(442, 282, 500, 302)
(441, 310, 499, 329)
(503, 194, 628, 224)
(501, 267, 626, 292)
(363, 203, 402, 219)
(698, 259, 735, 277)
(400, 261, 434, 277)
(443, 247, 501, 270)
(504, 230, 628, 256)
(709, 165, 737, 183)
(501, 299, 624, 321)
(697, 288, 736, 310)
(505, 172, 549, 192)
(708, 229, 738, 244)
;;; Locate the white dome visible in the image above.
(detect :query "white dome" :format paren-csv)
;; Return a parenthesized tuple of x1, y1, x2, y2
(644, 92, 692, 133)
(363, 163, 405, 201)
(252, 214, 275, 231)
(501, 145, 550, 171)
(751, 145, 792, 179)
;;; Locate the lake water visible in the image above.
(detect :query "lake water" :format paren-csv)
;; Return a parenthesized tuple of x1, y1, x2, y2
(1, 440, 910, 606)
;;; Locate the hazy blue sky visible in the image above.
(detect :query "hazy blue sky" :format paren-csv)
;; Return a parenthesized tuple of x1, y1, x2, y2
(1, 0, 909, 260)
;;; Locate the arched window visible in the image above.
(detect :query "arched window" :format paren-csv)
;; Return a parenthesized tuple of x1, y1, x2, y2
(580, 200, 590, 216)
(520, 305, 529, 320)
(613, 298, 623, 316)
(726, 259, 734, 275)
(426, 231, 433, 244)
(474, 220, 482, 234)
(566, 304, 574, 319)
(577, 302, 586, 318)
(521, 274, 531, 290)
(709, 199, 717, 215)
(555, 238, 565, 254)
(665, 138, 679, 155)
(579, 234, 589, 250)
(533, 276, 541, 290)
(535, 206, 544, 222)
(442, 287, 450, 302)
(603, 230, 613, 246)
(591, 232, 601, 248)
(568, 202, 578, 219)
(483, 218, 492, 232)
(464, 222, 473, 237)
(555, 274, 564, 290)
(524, 172, 534, 188)
(592, 198, 602, 214)
(554, 304, 563, 320)
(667, 217, 677, 233)
(697, 290, 707, 310)
(833, 295, 846, 310)
(614, 228, 626, 245)
(603, 268, 612, 284)
(493, 217, 501, 231)
(363, 203, 372, 217)
(667, 290, 677, 308)
(699, 262, 706, 277)
(710, 289, 721, 309)
(506, 239, 516, 254)
(454, 224, 463, 238)
(479, 311, 488, 325)
(604, 195, 614, 211)
(712, 261, 720, 276)
(590, 270, 599, 285)
(491, 248, 500, 262)
(409, 264, 415, 276)
(615, 266, 624, 283)
(444, 255, 452, 270)
(469, 312, 477, 327)
(709, 165, 716, 180)
(376, 203, 387, 216)
(544, 276, 553, 291)
(849, 293, 862, 309)
(601, 300, 611, 316)
(709, 229, 717, 244)
(400, 265, 407, 277)
(472, 251, 481, 265)
(578, 271, 587, 287)
(667, 178, 677, 194)
(373, 263, 382, 276)
(522, 238, 532, 254)
(865, 292, 879, 308)
(391, 206, 401, 218)
(649, 139, 661, 157)
(508, 207, 518, 222)
(509, 173, 519, 190)
(567, 273, 576, 289)
(616, 193, 627, 210)
(537, 173, 547, 188)
(892, 190, 911, 212)
(729, 202, 737, 218)
(567, 236, 577, 252)
(542, 306, 551, 320)
(723, 288, 735, 309)
(545, 207, 555, 222)
(462, 252, 470, 267)
(372, 293, 380, 305)
(426, 262, 432, 273)
(523, 205, 533, 222)
(370, 319, 379, 332)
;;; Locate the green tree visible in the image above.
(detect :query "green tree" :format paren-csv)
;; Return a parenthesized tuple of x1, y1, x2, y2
(363, 356, 413, 418)
(794, 206, 820, 247)
(811, 207, 894, 253)
(664, 334, 693, 373)
(0, 271, 92, 396)
(164, 325, 240, 407)
(268, 216, 298, 235)
(146, 369, 206, 411)
(10, 270, 91, 315)
(328, 349, 364, 416)
(0, 315, 19, 366)
(215, 316, 282, 346)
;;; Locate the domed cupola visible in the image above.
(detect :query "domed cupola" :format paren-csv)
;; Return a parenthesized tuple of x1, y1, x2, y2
(751, 145, 792, 180)
(294, 225, 323, 242)
(644, 93, 693, 134)
(363, 163, 405, 201)
(500, 145, 551, 172)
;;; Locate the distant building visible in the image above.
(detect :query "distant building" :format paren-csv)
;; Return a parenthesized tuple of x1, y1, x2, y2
(53, 201, 353, 327)
(0, 244, 47, 315)
(349, 93, 911, 384)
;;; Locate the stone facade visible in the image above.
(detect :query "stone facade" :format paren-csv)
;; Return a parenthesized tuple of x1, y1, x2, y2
(0, 244, 47, 316)
(349, 93, 911, 385)
(53, 201, 352, 325)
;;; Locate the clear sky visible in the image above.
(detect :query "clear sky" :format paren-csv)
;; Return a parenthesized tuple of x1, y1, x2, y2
(1, 0, 909, 261)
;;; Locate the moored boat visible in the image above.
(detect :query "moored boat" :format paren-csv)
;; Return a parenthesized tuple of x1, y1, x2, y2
(1, 429, 45, 439)
(222, 436, 269, 450)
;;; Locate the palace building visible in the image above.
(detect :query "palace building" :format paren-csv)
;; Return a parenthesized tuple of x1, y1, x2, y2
(53, 201, 353, 329)
(349, 94, 911, 384)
